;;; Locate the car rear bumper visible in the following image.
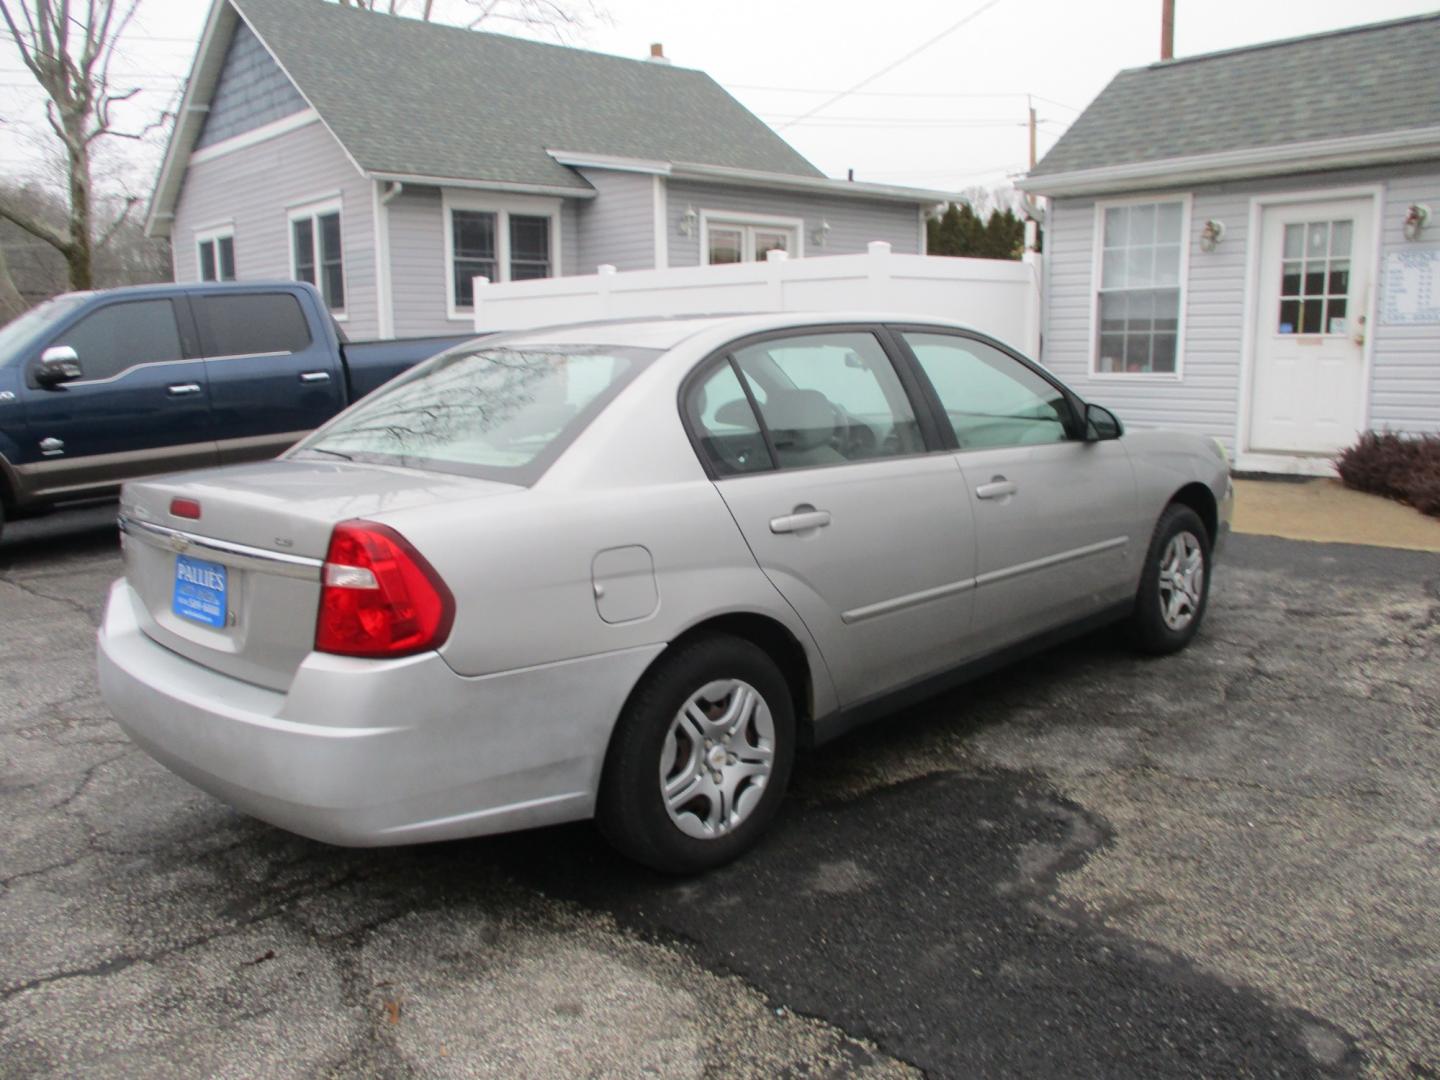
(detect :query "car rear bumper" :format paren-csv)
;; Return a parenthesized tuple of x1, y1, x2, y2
(96, 579, 663, 846)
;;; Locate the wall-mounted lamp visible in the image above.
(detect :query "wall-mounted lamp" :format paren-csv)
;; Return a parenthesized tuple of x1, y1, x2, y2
(678, 204, 698, 238)
(812, 218, 832, 247)
(1198, 219, 1226, 252)
(1403, 203, 1431, 242)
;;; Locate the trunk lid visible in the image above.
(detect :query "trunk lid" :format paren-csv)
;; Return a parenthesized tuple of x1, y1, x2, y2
(119, 459, 519, 690)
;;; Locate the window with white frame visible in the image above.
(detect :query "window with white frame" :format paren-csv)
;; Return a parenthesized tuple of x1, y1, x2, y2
(196, 227, 236, 282)
(1094, 200, 1185, 375)
(445, 195, 558, 316)
(702, 214, 802, 265)
(289, 201, 345, 314)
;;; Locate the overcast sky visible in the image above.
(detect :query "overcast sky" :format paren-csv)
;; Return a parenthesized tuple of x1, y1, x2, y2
(2, 0, 1436, 199)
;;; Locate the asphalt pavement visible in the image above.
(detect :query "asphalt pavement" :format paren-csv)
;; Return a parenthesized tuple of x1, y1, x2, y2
(1, 507, 1436, 1078)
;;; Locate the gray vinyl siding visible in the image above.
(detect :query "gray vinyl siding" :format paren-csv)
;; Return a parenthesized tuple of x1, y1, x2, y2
(172, 119, 379, 340)
(666, 180, 924, 266)
(195, 22, 307, 149)
(1371, 168, 1440, 435)
(386, 185, 581, 338)
(1039, 162, 1440, 450)
(573, 169, 656, 274)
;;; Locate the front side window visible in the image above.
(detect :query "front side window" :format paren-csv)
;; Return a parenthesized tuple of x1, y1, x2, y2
(904, 332, 1071, 449)
(1095, 200, 1184, 375)
(48, 300, 183, 382)
(291, 207, 345, 314)
(197, 231, 236, 282)
(728, 332, 923, 469)
(294, 343, 659, 483)
(704, 217, 800, 265)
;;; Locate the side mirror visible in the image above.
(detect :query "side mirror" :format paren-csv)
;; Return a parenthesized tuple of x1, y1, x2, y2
(1083, 402, 1122, 441)
(36, 345, 83, 387)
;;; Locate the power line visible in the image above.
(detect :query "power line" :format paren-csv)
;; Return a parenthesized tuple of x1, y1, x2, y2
(775, 0, 1007, 131)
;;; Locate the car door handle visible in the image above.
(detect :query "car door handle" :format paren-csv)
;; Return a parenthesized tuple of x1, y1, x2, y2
(975, 476, 1018, 500)
(167, 383, 202, 396)
(299, 371, 331, 383)
(769, 509, 832, 534)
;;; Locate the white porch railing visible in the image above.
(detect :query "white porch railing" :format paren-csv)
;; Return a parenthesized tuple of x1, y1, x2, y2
(472, 242, 1045, 357)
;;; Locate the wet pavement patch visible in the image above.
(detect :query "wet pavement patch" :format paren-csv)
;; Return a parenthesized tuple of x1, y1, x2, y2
(497, 769, 1363, 1079)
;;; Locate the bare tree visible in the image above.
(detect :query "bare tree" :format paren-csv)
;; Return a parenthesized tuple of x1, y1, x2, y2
(0, 0, 164, 291)
(332, 0, 605, 39)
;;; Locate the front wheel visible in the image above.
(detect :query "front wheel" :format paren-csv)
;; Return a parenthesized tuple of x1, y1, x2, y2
(597, 634, 796, 874)
(1128, 504, 1211, 655)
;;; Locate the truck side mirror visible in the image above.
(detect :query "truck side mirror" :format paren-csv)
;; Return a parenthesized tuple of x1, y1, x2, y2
(1084, 402, 1123, 441)
(36, 345, 84, 387)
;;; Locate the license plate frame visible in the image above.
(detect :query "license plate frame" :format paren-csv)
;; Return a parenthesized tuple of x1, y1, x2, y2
(173, 554, 228, 628)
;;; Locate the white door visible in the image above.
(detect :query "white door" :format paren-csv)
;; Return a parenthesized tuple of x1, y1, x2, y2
(1249, 198, 1372, 455)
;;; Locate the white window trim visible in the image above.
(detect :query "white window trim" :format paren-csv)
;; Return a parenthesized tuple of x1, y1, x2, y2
(442, 189, 562, 322)
(698, 210, 806, 266)
(288, 196, 347, 321)
(193, 221, 236, 282)
(1087, 192, 1193, 381)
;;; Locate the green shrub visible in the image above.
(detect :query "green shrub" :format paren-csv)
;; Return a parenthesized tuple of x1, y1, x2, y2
(1335, 431, 1440, 518)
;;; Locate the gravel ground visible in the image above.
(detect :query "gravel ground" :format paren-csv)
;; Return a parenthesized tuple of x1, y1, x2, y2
(1, 506, 1436, 1077)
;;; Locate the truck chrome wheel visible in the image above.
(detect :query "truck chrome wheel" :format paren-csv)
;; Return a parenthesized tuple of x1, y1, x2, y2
(660, 679, 774, 840)
(1158, 530, 1205, 631)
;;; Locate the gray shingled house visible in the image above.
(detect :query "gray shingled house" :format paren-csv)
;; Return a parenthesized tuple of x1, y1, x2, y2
(1019, 14, 1440, 475)
(146, 0, 951, 341)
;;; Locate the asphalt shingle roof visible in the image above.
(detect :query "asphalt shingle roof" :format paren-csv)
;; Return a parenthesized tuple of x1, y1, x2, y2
(231, 0, 823, 189)
(1030, 13, 1440, 177)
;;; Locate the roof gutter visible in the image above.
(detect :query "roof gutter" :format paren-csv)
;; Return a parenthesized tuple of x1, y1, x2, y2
(367, 171, 597, 199)
(546, 149, 956, 204)
(1019, 124, 1440, 197)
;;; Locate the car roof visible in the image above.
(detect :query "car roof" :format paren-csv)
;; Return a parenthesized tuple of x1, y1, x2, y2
(496, 311, 989, 353)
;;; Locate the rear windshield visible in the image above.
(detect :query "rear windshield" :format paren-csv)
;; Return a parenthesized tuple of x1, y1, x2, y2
(291, 342, 660, 483)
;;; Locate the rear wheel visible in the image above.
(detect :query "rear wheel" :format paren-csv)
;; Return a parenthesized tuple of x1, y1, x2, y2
(1128, 503, 1210, 655)
(597, 634, 795, 874)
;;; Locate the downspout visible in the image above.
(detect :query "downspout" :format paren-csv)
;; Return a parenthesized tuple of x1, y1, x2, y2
(372, 181, 404, 339)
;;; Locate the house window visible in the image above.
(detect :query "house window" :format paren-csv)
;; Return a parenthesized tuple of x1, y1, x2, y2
(701, 214, 803, 265)
(444, 195, 559, 316)
(290, 201, 345, 315)
(1278, 220, 1351, 335)
(1094, 200, 1185, 375)
(509, 215, 552, 280)
(452, 210, 497, 309)
(196, 228, 236, 282)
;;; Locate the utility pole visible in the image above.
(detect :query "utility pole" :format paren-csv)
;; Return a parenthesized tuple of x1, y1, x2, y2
(1161, 0, 1175, 60)
(1028, 95, 1037, 170)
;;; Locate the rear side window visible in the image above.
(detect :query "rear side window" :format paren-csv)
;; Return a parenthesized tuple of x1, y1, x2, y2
(196, 293, 312, 357)
(685, 361, 773, 476)
(48, 299, 183, 382)
(729, 332, 924, 470)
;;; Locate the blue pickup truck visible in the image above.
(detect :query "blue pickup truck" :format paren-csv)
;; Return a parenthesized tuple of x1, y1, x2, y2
(0, 281, 471, 541)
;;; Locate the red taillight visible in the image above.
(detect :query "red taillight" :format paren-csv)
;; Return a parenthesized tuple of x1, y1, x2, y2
(314, 520, 455, 658)
(170, 498, 201, 520)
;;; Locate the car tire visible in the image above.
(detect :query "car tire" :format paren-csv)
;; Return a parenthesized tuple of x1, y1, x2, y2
(1128, 503, 1211, 655)
(597, 634, 796, 874)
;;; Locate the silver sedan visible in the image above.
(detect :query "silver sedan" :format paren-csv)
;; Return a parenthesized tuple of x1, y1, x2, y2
(97, 313, 1232, 873)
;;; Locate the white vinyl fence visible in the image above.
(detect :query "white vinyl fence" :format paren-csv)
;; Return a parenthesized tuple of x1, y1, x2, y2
(472, 241, 1044, 356)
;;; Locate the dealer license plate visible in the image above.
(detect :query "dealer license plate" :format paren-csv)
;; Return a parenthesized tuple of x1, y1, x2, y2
(173, 554, 228, 628)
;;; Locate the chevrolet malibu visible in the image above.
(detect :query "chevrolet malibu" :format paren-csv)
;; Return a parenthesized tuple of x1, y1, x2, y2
(97, 313, 1231, 873)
